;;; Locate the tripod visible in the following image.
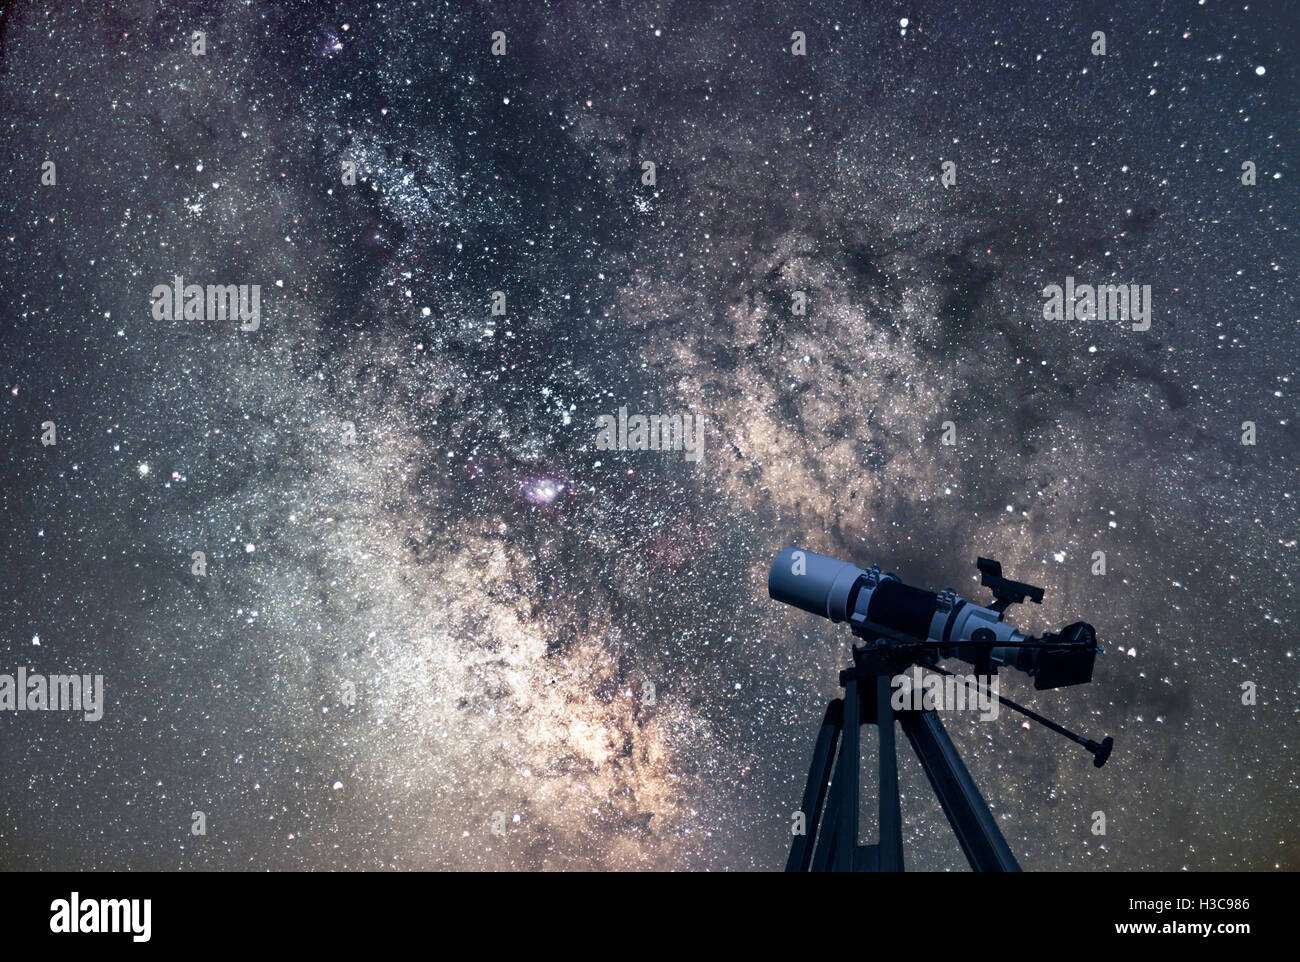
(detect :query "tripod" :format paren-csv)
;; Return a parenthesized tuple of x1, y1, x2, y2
(787, 620, 1113, 872)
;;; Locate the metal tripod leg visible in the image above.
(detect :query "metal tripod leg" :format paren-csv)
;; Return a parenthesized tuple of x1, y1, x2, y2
(789, 673, 904, 872)
(810, 772, 839, 871)
(786, 699, 842, 872)
(897, 708, 1021, 872)
(834, 676, 859, 871)
(875, 674, 904, 871)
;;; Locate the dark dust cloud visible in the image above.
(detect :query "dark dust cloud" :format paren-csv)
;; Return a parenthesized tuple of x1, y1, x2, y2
(0, 1, 1295, 870)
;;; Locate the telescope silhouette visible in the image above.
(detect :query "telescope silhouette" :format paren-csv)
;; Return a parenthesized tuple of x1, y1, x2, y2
(770, 547, 1113, 872)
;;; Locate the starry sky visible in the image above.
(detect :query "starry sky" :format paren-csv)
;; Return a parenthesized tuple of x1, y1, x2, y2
(0, 0, 1295, 871)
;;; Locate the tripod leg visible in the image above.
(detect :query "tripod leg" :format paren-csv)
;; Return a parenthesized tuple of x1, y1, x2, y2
(834, 676, 860, 871)
(786, 699, 843, 872)
(810, 776, 840, 872)
(876, 674, 904, 871)
(898, 709, 1021, 872)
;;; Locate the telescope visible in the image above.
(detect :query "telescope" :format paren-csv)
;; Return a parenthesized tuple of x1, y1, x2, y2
(769, 546, 1099, 689)
(769, 546, 1112, 872)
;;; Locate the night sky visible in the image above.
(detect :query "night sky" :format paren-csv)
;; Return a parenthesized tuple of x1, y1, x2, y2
(0, 0, 1295, 871)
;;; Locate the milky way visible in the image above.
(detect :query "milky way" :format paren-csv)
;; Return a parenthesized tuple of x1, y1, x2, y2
(0, 1, 1295, 870)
